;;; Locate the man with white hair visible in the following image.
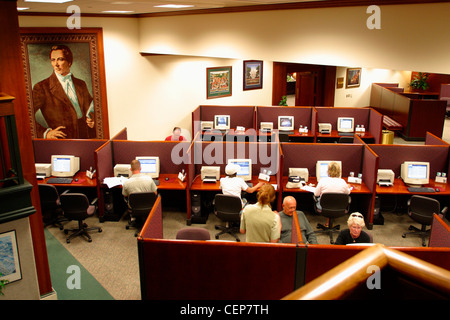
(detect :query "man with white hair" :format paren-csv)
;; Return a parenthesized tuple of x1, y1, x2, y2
(220, 163, 264, 207)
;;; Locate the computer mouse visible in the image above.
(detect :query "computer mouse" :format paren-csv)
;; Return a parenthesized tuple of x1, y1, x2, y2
(165, 177, 169, 181)
(75, 178, 79, 182)
(435, 188, 440, 192)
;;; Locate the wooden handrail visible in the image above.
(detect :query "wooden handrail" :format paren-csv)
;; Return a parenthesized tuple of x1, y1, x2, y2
(282, 244, 450, 300)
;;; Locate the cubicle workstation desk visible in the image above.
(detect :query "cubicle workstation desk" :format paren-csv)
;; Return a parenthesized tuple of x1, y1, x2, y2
(96, 140, 191, 221)
(280, 143, 378, 228)
(369, 144, 450, 212)
(316, 130, 375, 143)
(314, 107, 383, 144)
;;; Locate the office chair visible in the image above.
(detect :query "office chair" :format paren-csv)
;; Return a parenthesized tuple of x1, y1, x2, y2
(176, 227, 211, 240)
(38, 184, 67, 229)
(314, 193, 351, 244)
(60, 193, 102, 243)
(338, 136, 354, 143)
(214, 194, 242, 242)
(126, 192, 157, 236)
(402, 195, 448, 247)
(278, 133, 289, 142)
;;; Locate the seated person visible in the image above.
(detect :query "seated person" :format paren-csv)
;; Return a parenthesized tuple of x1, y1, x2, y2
(314, 161, 351, 226)
(240, 184, 281, 243)
(220, 163, 264, 207)
(335, 212, 371, 245)
(165, 127, 187, 141)
(122, 160, 158, 200)
(279, 196, 318, 244)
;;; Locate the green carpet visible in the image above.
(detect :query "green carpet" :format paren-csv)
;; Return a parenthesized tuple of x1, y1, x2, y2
(44, 229, 114, 300)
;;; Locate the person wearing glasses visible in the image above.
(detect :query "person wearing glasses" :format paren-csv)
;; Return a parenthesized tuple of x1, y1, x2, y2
(335, 212, 371, 245)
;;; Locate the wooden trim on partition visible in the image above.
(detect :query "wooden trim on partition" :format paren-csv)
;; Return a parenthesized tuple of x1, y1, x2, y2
(282, 243, 450, 300)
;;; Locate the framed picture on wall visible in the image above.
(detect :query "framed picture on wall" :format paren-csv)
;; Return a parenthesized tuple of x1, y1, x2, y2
(207, 66, 232, 99)
(243, 60, 263, 91)
(0, 230, 22, 284)
(20, 27, 109, 139)
(346, 68, 362, 88)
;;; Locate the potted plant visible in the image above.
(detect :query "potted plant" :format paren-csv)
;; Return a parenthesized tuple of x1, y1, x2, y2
(409, 72, 430, 91)
(0, 274, 8, 296)
(278, 95, 288, 106)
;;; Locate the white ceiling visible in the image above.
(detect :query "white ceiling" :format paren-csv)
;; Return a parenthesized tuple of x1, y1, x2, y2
(16, 0, 342, 15)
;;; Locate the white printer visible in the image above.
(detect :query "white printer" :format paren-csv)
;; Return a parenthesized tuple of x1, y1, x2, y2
(377, 169, 395, 186)
(318, 123, 332, 134)
(35, 163, 51, 179)
(114, 164, 131, 177)
(201, 166, 220, 183)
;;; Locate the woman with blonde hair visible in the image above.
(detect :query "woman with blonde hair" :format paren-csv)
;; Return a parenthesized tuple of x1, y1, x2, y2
(240, 184, 281, 243)
(335, 212, 371, 245)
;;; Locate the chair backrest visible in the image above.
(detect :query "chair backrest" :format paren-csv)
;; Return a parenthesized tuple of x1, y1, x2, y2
(214, 194, 242, 222)
(60, 193, 90, 220)
(319, 193, 350, 218)
(279, 133, 289, 142)
(38, 184, 60, 209)
(129, 192, 157, 218)
(176, 227, 211, 240)
(338, 136, 354, 143)
(409, 195, 440, 226)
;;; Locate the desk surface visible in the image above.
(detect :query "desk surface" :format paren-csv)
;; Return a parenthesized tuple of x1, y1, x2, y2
(190, 174, 277, 191)
(376, 178, 450, 195)
(38, 171, 97, 187)
(316, 130, 374, 140)
(101, 173, 186, 190)
(281, 176, 371, 194)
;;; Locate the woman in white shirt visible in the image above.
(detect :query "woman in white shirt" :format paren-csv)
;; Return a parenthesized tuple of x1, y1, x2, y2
(314, 161, 351, 212)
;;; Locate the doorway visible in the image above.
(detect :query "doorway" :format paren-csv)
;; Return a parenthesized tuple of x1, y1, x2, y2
(272, 62, 336, 107)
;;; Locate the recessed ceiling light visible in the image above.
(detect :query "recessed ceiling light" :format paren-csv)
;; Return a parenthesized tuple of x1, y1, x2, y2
(154, 4, 194, 9)
(25, 0, 73, 3)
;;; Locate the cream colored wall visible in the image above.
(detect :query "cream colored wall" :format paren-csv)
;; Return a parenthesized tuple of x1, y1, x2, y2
(19, 2, 449, 140)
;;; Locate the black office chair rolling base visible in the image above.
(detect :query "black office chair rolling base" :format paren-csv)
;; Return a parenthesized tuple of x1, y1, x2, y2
(215, 222, 240, 242)
(315, 221, 341, 244)
(64, 221, 102, 243)
(402, 225, 429, 247)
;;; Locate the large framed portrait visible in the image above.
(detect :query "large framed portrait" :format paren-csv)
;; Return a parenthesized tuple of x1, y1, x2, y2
(346, 67, 362, 88)
(20, 28, 109, 139)
(0, 230, 22, 284)
(207, 66, 232, 99)
(243, 60, 263, 91)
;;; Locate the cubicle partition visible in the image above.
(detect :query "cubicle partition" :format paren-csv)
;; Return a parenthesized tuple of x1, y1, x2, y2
(256, 106, 316, 132)
(191, 105, 256, 137)
(371, 83, 447, 140)
(137, 193, 305, 300)
(314, 106, 383, 143)
(280, 143, 378, 226)
(111, 127, 128, 140)
(33, 138, 107, 172)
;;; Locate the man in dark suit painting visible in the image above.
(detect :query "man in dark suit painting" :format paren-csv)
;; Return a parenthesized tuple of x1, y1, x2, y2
(32, 45, 96, 139)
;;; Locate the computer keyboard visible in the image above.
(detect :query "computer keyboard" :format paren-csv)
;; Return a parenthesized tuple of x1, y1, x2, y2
(338, 132, 355, 136)
(47, 177, 73, 184)
(407, 187, 435, 193)
(154, 180, 160, 186)
(279, 131, 294, 135)
(246, 182, 253, 187)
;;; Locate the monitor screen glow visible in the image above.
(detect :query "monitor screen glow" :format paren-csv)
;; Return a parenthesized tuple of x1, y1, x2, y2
(337, 117, 354, 132)
(278, 116, 294, 131)
(401, 161, 430, 186)
(51, 155, 80, 177)
(136, 156, 160, 178)
(228, 159, 252, 181)
(214, 115, 230, 130)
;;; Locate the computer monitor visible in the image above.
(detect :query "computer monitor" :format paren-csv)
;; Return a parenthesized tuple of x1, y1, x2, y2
(214, 115, 230, 130)
(227, 159, 252, 181)
(401, 161, 430, 187)
(51, 155, 80, 177)
(337, 117, 355, 133)
(316, 160, 342, 181)
(278, 116, 294, 131)
(136, 156, 160, 179)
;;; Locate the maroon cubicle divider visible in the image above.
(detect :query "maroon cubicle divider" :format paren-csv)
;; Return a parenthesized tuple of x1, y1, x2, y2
(111, 127, 127, 140)
(33, 139, 107, 171)
(281, 143, 365, 177)
(255, 105, 314, 130)
(94, 140, 113, 182)
(111, 140, 190, 174)
(193, 140, 280, 179)
(368, 144, 450, 178)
